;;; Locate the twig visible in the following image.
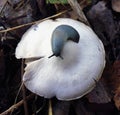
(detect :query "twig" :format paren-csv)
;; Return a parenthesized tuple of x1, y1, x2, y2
(0, 94, 35, 115)
(21, 59, 29, 115)
(0, 0, 7, 14)
(0, 9, 71, 33)
(10, 82, 24, 115)
(35, 98, 46, 114)
(67, 0, 90, 26)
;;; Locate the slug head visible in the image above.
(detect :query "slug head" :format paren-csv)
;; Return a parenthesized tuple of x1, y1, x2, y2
(49, 25, 80, 58)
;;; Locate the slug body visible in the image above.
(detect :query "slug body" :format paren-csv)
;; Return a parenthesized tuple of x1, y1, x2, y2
(15, 18, 105, 100)
(51, 25, 79, 57)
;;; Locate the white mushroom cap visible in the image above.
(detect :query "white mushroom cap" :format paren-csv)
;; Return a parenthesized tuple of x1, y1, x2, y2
(15, 18, 105, 100)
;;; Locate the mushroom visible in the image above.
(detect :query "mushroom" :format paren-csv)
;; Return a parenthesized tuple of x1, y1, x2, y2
(15, 18, 105, 101)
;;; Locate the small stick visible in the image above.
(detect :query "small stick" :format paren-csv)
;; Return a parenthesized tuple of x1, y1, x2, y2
(21, 59, 29, 115)
(0, 9, 71, 33)
(0, 94, 34, 115)
(0, 0, 7, 13)
(67, 0, 90, 26)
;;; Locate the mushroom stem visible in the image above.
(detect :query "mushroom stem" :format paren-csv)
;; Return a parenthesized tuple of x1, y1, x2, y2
(48, 99, 53, 115)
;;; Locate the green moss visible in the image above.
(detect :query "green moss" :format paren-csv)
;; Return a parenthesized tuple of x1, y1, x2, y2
(46, 0, 68, 4)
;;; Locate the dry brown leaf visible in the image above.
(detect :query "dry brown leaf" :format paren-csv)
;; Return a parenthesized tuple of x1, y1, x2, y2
(110, 60, 120, 109)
